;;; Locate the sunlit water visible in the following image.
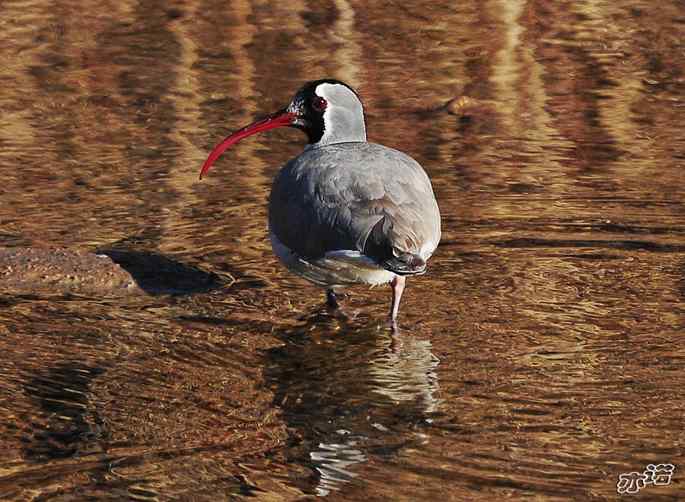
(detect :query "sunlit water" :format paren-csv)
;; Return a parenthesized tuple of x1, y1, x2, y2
(1, 0, 684, 500)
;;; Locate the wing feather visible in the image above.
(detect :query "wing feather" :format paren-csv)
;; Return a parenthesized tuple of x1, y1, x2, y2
(268, 143, 441, 272)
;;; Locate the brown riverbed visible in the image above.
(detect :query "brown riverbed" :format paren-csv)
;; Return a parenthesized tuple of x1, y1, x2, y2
(1, 0, 684, 500)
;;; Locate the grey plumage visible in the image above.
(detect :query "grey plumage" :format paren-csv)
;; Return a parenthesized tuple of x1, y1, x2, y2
(268, 142, 441, 276)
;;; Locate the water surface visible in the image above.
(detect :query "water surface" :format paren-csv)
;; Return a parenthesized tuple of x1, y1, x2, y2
(0, 0, 684, 499)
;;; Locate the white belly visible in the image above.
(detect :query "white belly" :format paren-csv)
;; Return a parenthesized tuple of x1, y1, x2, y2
(269, 232, 396, 287)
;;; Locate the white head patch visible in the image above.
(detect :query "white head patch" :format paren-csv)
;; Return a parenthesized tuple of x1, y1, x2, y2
(313, 83, 367, 147)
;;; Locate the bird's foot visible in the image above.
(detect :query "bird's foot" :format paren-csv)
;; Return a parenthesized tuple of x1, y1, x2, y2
(326, 289, 352, 309)
(326, 289, 340, 310)
(297, 290, 357, 324)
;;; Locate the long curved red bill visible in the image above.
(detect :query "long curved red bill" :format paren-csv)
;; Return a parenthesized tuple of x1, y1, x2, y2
(199, 110, 297, 179)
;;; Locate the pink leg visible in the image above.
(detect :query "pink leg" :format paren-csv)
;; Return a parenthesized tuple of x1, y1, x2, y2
(389, 275, 406, 324)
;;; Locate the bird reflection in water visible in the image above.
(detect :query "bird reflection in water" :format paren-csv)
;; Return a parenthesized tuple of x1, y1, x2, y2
(266, 318, 440, 496)
(310, 433, 367, 497)
(369, 332, 440, 417)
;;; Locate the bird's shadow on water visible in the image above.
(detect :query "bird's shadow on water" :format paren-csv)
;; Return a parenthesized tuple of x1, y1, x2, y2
(97, 248, 226, 296)
(263, 315, 441, 496)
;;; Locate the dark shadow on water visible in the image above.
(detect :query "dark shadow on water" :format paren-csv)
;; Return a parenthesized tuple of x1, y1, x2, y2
(98, 248, 225, 296)
(21, 361, 107, 462)
(264, 317, 440, 496)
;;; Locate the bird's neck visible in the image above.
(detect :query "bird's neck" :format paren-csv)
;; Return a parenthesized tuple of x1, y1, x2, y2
(311, 109, 367, 148)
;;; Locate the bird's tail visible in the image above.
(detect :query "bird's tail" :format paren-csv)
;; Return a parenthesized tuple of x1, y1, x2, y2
(383, 252, 427, 275)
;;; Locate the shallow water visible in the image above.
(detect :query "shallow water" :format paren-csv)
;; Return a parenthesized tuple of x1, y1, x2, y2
(1, 0, 684, 500)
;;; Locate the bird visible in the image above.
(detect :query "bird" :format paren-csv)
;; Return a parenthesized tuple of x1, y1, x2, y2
(199, 79, 441, 326)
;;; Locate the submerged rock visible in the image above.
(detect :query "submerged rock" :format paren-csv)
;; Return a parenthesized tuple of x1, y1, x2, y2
(0, 247, 140, 296)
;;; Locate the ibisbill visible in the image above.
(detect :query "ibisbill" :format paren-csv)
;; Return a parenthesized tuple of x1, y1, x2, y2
(199, 79, 441, 327)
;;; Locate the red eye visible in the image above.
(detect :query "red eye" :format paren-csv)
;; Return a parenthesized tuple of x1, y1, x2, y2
(312, 96, 327, 112)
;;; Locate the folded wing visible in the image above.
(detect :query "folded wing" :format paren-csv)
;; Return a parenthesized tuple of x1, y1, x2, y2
(268, 143, 441, 275)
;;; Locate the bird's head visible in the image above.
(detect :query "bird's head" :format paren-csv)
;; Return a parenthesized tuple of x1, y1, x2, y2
(199, 79, 367, 179)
